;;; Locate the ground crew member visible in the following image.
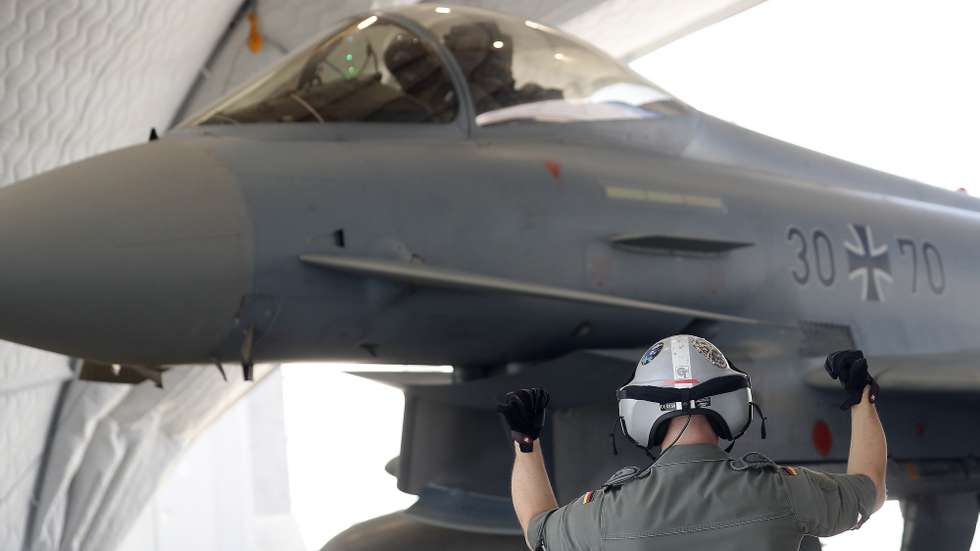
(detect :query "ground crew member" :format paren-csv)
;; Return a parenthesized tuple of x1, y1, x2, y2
(497, 335, 886, 550)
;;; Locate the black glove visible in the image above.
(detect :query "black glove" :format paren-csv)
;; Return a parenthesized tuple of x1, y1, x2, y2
(824, 350, 879, 410)
(497, 388, 550, 452)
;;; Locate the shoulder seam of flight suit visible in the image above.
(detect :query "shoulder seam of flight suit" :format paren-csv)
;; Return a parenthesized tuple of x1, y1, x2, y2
(651, 458, 730, 469)
(775, 467, 806, 533)
(596, 485, 608, 551)
(535, 507, 560, 551)
(601, 509, 795, 540)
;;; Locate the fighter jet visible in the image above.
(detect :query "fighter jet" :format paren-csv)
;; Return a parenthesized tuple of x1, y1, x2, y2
(1, 5, 978, 550)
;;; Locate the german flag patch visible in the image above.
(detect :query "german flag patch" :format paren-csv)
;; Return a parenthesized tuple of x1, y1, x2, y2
(781, 466, 798, 476)
(582, 491, 595, 504)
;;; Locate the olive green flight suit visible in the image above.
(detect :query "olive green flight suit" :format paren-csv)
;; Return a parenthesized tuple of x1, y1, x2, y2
(529, 444, 876, 551)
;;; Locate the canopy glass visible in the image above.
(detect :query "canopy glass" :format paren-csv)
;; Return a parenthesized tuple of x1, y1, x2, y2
(187, 6, 679, 127)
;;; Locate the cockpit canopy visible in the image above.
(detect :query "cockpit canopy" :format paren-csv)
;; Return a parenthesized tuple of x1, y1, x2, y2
(187, 6, 678, 127)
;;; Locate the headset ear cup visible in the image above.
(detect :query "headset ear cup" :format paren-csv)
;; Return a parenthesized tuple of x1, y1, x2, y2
(648, 422, 660, 449)
(651, 423, 668, 448)
(701, 410, 731, 440)
(619, 416, 642, 448)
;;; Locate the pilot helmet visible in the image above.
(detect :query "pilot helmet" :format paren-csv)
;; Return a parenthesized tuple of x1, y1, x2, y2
(443, 22, 513, 77)
(617, 334, 761, 449)
(383, 33, 442, 92)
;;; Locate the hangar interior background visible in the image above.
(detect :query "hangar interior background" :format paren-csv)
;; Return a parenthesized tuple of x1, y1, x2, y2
(2, 1, 978, 550)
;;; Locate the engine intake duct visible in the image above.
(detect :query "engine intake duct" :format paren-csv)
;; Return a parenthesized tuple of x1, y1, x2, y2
(321, 512, 522, 551)
(351, 348, 652, 534)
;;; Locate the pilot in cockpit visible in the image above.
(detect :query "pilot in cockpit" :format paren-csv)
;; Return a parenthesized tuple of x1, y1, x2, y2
(200, 18, 565, 125)
(383, 33, 457, 122)
(222, 26, 449, 124)
(441, 21, 562, 114)
(384, 20, 563, 119)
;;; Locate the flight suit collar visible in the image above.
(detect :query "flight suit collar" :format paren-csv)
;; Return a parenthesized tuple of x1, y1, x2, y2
(655, 443, 730, 465)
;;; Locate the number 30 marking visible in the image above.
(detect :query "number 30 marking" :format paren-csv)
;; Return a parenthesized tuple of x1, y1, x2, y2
(787, 227, 835, 286)
(787, 227, 809, 284)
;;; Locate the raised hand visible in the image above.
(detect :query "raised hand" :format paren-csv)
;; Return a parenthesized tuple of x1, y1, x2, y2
(497, 388, 550, 452)
(825, 350, 880, 410)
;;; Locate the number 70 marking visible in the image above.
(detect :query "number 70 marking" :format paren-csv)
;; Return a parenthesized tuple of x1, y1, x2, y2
(897, 238, 945, 294)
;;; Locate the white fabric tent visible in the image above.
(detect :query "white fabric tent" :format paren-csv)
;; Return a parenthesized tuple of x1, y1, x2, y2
(0, 1, 245, 549)
(30, 366, 277, 551)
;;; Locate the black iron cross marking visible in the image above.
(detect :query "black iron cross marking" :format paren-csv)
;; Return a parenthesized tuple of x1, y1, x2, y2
(844, 224, 892, 302)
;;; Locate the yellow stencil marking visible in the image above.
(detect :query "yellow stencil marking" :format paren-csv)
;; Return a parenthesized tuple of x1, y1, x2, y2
(604, 185, 723, 209)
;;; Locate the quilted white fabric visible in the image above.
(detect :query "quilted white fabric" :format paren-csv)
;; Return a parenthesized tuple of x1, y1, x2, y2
(0, 343, 71, 551)
(0, 0, 241, 549)
(32, 365, 276, 551)
(0, 0, 241, 186)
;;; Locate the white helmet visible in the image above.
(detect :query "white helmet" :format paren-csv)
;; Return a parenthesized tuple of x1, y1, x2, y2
(617, 334, 765, 449)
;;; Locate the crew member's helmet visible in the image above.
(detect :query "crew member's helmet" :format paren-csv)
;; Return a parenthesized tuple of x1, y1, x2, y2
(617, 334, 762, 449)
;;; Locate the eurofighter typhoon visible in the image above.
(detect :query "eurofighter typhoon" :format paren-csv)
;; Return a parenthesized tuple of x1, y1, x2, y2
(0, 6, 977, 550)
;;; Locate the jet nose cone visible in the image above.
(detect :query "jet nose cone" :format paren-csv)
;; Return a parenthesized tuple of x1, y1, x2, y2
(0, 138, 252, 364)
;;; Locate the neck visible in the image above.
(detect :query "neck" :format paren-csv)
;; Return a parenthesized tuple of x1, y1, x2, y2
(660, 414, 719, 447)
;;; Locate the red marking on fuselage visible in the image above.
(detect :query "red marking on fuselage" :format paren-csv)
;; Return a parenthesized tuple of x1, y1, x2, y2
(666, 379, 700, 385)
(812, 420, 832, 456)
(545, 160, 561, 181)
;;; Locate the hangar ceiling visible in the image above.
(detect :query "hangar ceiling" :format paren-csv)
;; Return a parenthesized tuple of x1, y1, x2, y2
(0, 0, 241, 186)
(0, 1, 763, 550)
(448, 0, 765, 60)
